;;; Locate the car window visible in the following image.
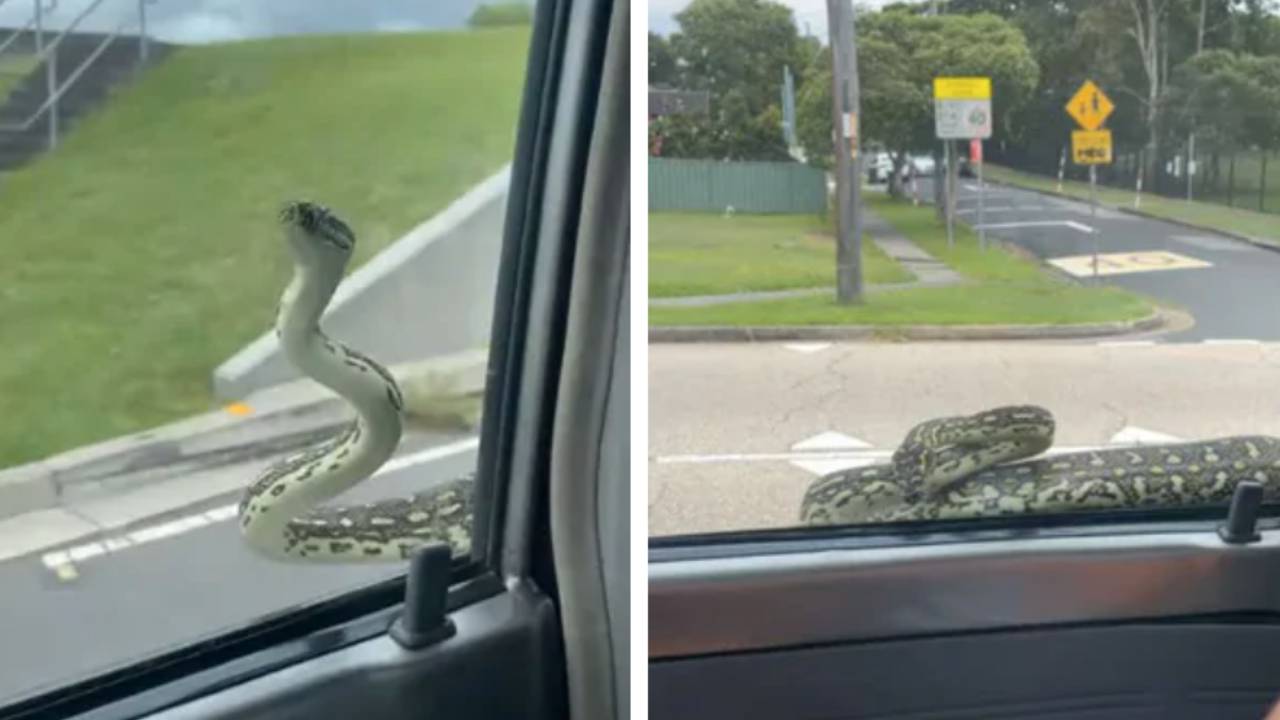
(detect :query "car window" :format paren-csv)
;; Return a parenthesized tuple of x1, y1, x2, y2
(0, 0, 533, 706)
(648, 0, 1280, 541)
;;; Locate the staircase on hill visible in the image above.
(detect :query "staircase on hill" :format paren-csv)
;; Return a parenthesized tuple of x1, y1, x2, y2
(0, 23, 173, 174)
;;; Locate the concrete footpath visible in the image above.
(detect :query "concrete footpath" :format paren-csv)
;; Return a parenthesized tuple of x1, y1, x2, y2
(0, 349, 487, 563)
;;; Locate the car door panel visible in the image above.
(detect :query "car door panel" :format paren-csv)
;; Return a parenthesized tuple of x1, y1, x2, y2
(650, 523, 1280, 720)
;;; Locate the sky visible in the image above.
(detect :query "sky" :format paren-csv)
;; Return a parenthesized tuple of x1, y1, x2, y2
(0, 0, 526, 44)
(649, 0, 913, 41)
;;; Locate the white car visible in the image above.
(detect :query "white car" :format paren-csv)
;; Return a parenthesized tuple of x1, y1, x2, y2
(899, 154, 935, 179)
(866, 152, 893, 183)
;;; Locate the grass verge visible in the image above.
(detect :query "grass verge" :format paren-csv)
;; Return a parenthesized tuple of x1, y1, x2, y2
(649, 211, 913, 297)
(983, 163, 1280, 248)
(0, 28, 529, 468)
(649, 194, 1154, 327)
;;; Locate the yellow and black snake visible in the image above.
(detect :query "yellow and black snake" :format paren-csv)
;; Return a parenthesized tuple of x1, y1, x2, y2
(800, 405, 1280, 526)
(236, 201, 473, 562)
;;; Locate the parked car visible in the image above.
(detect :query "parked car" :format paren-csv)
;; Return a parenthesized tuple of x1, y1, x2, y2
(866, 152, 893, 183)
(898, 154, 936, 181)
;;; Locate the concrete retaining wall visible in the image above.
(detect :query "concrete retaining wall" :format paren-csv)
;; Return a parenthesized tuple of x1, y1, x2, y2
(212, 165, 511, 400)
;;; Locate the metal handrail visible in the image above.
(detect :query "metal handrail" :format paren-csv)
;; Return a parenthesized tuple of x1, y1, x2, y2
(32, 0, 120, 63)
(0, 22, 125, 131)
(0, 0, 55, 57)
(0, 0, 153, 148)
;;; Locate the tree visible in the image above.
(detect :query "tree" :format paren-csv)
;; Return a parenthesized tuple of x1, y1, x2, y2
(669, 0, 806, 117)
(649, 32, 678, 87)
(1168, 49, 1280, 155)
(467, 3, 533, 28)
(650, 0, 804, 161)
(796, 10, 1039, 194)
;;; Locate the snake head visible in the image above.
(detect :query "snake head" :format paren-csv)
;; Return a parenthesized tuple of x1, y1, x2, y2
(280, 201, 356, 255)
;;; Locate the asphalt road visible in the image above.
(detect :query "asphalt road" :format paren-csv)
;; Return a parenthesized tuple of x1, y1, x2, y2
(650, 341, 1280, 537)
(0, 436, 477, 705)
(914, 177, 1280, 341)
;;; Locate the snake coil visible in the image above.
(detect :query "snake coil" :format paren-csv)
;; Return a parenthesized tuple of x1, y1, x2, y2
(236, 201, 473, 562)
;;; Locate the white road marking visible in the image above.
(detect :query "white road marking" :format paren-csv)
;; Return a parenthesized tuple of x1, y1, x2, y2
(376, 436, 479, 476)
(782, 342, 832, 354)
(1048, 250, 1211, 277)
(1110, 426, 1184, 444)
(955, 206, 1018, 215)
(661, 427, 1191, 478)
(974, 220, 1096, 234)
(1203, 339, 1261, 346)
(791, 431, 872, 451)
(38, 436, 480, 578)
(1097, 340, 1156, 348)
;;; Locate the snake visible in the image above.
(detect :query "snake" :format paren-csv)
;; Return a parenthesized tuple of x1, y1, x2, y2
(236, 201, 474, 562)
(800, 405, 1280, 526)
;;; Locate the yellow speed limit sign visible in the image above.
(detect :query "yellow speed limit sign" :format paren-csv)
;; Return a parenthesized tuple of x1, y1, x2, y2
(1072, 129, 1112, 165)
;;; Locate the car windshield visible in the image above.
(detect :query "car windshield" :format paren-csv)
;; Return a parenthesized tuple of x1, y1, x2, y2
(0, 0, 530, 705)
(648, 0, 1280, 538)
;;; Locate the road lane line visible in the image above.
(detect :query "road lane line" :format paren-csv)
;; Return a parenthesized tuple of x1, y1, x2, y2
(1203, 339, 1261, 346)
(37, 436, 479, 578)
(973, 220, 1096, 233)
(1097, 341, 1156, 348)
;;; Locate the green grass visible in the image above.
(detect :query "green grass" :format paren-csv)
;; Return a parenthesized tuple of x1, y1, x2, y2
(650, 194, 1154, 327)
(0, 28, 529, 468)
(649, 211, 913, 297)
(0, 53, 37, 103)
(984, 163, 1280, 248)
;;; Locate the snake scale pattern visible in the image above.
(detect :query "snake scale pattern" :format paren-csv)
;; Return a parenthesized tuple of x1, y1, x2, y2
(801, 405, 1280, 526)
(237, 201, 474, 562)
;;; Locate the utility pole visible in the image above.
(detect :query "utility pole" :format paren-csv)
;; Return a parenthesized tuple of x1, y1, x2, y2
(826, 0, 863, 304)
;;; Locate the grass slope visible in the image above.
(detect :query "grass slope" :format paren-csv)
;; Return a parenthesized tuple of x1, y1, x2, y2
(649, 211, 913, 297)
(0, 54, 37, 103)
(650, 194, 1154, 327)
(0, 28, 529, 467)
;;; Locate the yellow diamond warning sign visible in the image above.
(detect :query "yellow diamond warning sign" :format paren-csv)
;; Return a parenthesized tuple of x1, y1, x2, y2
(1072, 129, 1112, 165)
(1066, 80, 1114, 131)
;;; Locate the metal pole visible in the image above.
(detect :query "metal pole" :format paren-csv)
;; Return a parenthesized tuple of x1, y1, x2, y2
(1134, 150, 1143, 209)
(1186, 133, 1195, 201)
(138, 0, 149, 62)
(977, 141, 985, 250)
(1090, 164, 1098, 283)
(944, 141, 954, 247)
(33, 0, 43, 53)
(1056, 147, 1065, 192)
(45, 40, 57, 149)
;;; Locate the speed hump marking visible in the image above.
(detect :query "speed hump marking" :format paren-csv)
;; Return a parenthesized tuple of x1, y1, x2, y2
(1048, 250, 1212, 277)
(1072, 129, 1112, 165)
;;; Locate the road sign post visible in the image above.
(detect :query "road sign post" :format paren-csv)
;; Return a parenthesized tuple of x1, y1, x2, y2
(1066, 80, 1115, 285)
(934, 76, 991, 249)
(970, 138, 985, 249)
(1090, 165, 1098, 281)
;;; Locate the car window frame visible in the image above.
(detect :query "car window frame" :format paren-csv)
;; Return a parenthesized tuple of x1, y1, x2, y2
(0, 0, 576, 716)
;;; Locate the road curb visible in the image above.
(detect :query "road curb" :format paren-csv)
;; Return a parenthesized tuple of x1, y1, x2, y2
(648, 309, 1167, 343)
(984, 177, 1280, 254)
(0, 350, 488, 522)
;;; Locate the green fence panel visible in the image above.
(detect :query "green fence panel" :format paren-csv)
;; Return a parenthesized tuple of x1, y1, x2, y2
(649, 157, 826, 214)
